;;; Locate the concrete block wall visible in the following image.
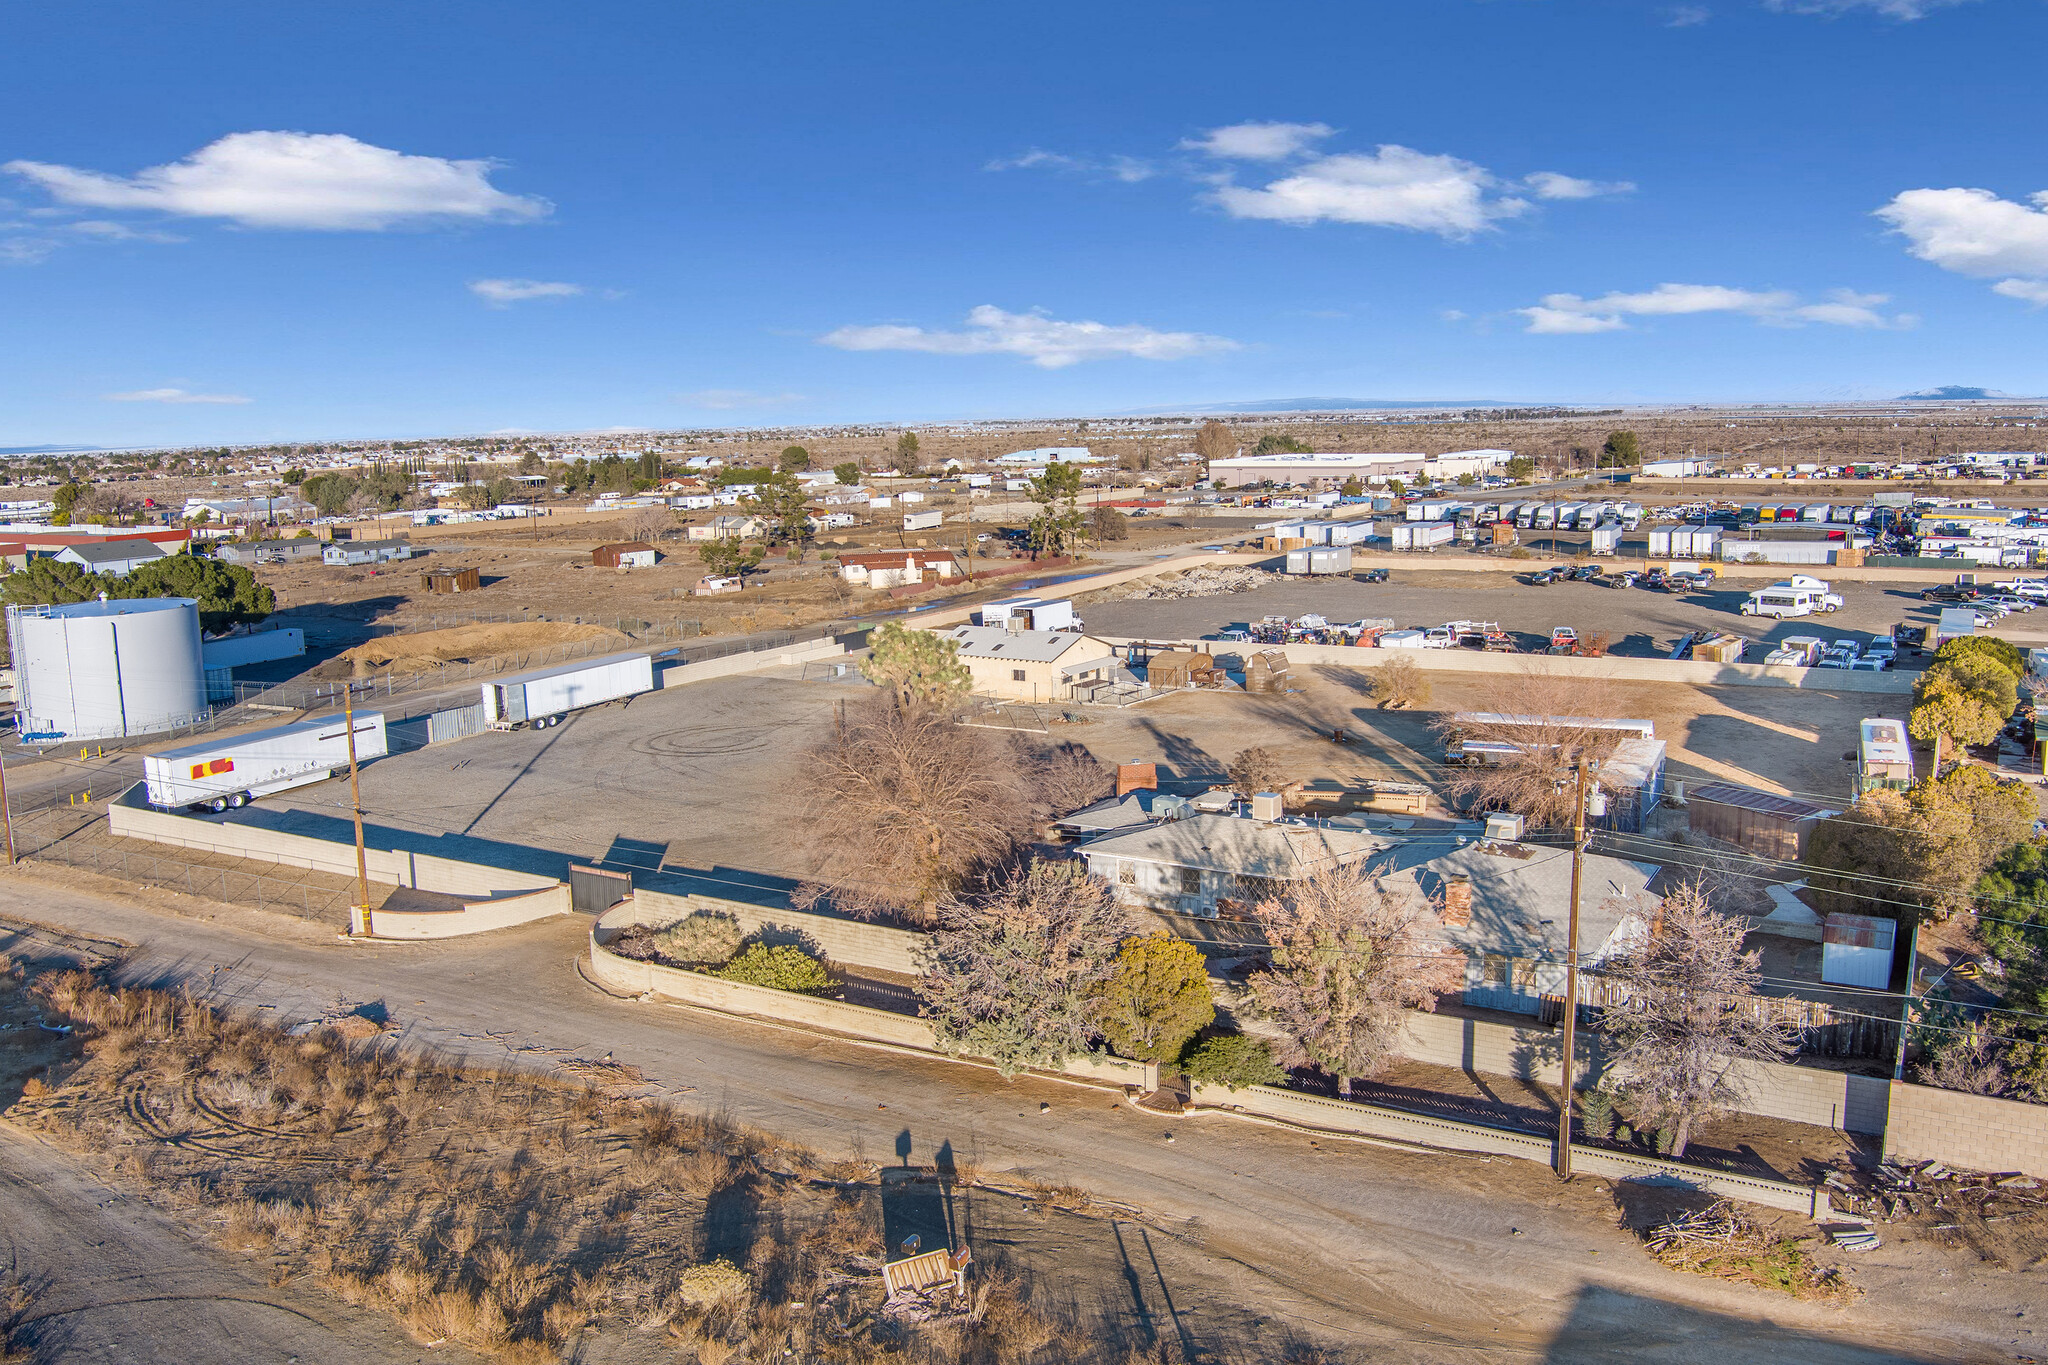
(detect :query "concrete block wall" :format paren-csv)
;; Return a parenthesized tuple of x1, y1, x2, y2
(629, 887, 925, 976)
(1883, 1080, 2048, 1176)
(1188, 1079, 1823, 1214)
(657, 639, 848, 690)
(588, 911, 1156, 1089)
(1392, 1008, 1890, 1136)
(108, 791, 560, 899)
(371, 883, 573, 940)
(1101, 636, 1915, 695)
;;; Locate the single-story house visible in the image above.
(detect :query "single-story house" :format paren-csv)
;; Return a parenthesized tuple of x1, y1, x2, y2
(934, 623, 1120, 703)
(215, 538, 324, 566)
(1375, 836, 1662, 1017)
(837, 549, 957, 590)
(53, 538, 169, 577)
(1078, 812, 1386, 918)
(686, 515, 766, 542)
(323, 538, 415, 566)
(593, 541, 658, 569)
(1053, 788, 1188, 840)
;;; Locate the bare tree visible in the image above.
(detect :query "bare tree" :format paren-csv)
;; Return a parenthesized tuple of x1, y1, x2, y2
(1597, 884, 1795, 1158)
(621, 506, 676, 544)
(1227, 746, 1289, 799)
(1019, 740, 1114, 817)
(787, 698, 1037, 924)
(1431, 670, 1630, 829)
(1916, 1033, 2017, 1098)
(1194, 420, 1235, 475)
(918, 860, 1135, 1076)
(1247, 865, 1462, 1097)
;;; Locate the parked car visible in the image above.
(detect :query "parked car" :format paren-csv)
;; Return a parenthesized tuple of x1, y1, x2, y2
(1357, 568, 1389, 583)
(1526, 569, 1558, 585)
(1922, 585, 1980, 604)
(1604, 571, 1639, 589)
(1639, 568, 1667, 589)
(1572, 564, 1601, 582)
(1983, 594, 2035, 612)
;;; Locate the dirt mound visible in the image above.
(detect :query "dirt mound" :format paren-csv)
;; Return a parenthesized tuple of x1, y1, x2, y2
(335, 621, 628, 675)
(1118, 566, 1278, 600)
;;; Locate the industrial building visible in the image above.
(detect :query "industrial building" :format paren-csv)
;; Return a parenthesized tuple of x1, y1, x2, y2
(1209, 452, 1424, 489)
(7, 597, 208, 742)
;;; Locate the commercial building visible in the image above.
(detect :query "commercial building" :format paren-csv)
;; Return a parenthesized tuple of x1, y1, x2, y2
(933, 623, 1119, 703)
(1209, 452, 1425, 489)
(997, 447, 1099, 465)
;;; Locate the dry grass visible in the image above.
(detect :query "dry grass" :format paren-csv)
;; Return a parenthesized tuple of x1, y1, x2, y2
(1, 1269, 35, 1365)
(11, 967, 1085, 1364)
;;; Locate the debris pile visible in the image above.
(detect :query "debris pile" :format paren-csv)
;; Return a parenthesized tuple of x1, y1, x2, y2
(1120, 566, 1277, 599)
(1821, 1157, 2046, 1229)
(1643, 1200, 1857, 1303)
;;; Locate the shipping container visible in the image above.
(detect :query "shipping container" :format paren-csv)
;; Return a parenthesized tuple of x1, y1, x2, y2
(1590, 522, 1623, 556)
(1646, 528, 1674, 558)
(482, 652, 655, 730)
(144, 710, 388, 811)
(903, 510, 944, 531)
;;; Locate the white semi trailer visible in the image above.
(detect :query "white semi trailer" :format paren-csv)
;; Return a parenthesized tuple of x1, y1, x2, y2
(144, 711, 389, 812)
(482, 651, 655, 730)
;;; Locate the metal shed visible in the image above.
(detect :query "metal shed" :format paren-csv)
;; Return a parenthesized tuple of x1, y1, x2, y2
(1686, 782, 1838, 861)
(421, 567, 483, 594)
(593, 541, 657, 569)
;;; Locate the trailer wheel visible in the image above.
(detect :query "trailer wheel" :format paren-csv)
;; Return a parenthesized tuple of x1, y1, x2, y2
(209, 797, 228, 813)
(229, 792, 249, 809)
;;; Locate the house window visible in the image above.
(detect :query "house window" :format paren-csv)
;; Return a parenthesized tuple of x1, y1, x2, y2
(1482, 953, 1509, 989)
(1512, 958, 1538, 992)
(1012, 669, 1027, 682)
(1178, 868, 1201, 894)
(1118, 866, 1135, 885)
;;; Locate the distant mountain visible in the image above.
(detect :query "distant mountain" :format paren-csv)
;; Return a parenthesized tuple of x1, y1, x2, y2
(1897, 386, 2022, 401)
(0, 444, 101, 455)
(1122, 397, 1519, 416)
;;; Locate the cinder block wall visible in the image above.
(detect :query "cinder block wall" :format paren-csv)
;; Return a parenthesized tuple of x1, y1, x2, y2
(630, 887, 924, 975)
(1883, 1080, 2048, 1176)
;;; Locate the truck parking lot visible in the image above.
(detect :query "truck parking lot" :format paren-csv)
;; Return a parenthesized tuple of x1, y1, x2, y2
(1083, 568, 2022, 661)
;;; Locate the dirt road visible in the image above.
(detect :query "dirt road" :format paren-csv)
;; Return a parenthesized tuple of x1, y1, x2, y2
(0, 880, 2034, 1363)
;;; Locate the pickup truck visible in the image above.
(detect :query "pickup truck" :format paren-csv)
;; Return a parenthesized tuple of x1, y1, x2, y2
(1922, 585, 1980, 604)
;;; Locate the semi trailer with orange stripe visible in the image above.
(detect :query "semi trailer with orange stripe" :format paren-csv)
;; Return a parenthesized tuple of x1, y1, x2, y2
(143, 711, 389, 812)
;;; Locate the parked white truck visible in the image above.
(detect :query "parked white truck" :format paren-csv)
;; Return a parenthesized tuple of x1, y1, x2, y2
(1740, 575, 1844, 619)
(144, 711, 389, 812)
(482, 651, 655, 730)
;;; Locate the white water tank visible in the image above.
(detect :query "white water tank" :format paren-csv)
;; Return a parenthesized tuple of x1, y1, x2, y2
(8, 597, 208, 741)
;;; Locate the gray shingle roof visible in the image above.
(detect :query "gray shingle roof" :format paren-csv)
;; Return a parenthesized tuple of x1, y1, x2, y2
(941, 624, 1099, 664)
(1079, 813, 1385, 880)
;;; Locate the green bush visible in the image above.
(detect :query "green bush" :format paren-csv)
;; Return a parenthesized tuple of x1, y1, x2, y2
(1578, 1089, 1616, 1140)
(651, 911, 743, 966)
(1179, 1033, 1286, 1091)
(712, 943, 836, 996)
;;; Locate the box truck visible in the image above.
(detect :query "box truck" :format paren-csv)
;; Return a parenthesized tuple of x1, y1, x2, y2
(144, 710, 388, 812)
(903, 510, 944, 532)
(482, 651, 655, 730)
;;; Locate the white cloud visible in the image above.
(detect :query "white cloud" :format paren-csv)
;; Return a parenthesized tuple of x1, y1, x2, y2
(68, 219, 185, 242)
(819, 304, 1239, 369)
(1994, 278, 2048, 306)
(1181, 121, 1334, 161)
(103, 387, 251, 404)
(1523, 171, 1636, 200)
(1876, 185, 2048, 311)
(985, 149, 1156, 182)
(1767, 0, 1975, 16)
(469, 277, 584, 306)
(5, 131, 550, 230)
(0, 237, 56, 265)
(1666, 5, 1712, 24)
(682, 389, 808, 409)
(1519, 282, 1912, 332)
(1212, 145, 1530, 237)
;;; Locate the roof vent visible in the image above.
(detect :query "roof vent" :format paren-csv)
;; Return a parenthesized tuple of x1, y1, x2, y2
(1006, 616, 1024, 634)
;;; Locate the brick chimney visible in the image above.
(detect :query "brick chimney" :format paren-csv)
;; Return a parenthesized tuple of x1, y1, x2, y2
(1441, 874, 1473, 928)
(1116, 763, 1158, 798)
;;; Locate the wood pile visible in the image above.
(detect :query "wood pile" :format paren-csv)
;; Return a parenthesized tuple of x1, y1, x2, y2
(1820, 1156, 2045, 1231)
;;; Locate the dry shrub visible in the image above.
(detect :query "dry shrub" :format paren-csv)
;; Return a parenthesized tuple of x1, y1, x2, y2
(1642, 1201, 1857, 1304)
(674, 1258, 751, 1311)
(1023, 1181, 1094, 1214)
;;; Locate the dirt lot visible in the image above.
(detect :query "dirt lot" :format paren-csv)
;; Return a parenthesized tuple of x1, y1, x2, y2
(1062, 666, 1896, 807)
(1081, 567, 1972, 662)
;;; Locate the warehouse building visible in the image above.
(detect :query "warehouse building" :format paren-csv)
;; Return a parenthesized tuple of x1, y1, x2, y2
(1209, 452, 1425, 488)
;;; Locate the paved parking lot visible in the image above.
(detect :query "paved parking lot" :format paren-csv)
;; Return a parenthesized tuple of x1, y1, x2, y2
(1081, 569, 2018, 661)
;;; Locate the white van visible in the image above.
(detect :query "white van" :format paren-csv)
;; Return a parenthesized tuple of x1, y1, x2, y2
(1741, 582, 1844, 619)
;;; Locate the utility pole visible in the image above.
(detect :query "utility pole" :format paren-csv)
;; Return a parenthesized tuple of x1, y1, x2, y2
(1556, 756, 1591, 1178)
(343, 682, 374, 937)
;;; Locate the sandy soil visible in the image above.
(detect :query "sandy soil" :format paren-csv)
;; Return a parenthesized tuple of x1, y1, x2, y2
(333, 621, 629, 675)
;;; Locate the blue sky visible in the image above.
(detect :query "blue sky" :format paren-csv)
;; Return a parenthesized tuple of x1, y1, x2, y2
(6, 0, 2048, 445)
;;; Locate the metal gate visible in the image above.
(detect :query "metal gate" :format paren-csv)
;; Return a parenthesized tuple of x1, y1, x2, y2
(428, 703, 488, 744)
(569, 863, 632, 914)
